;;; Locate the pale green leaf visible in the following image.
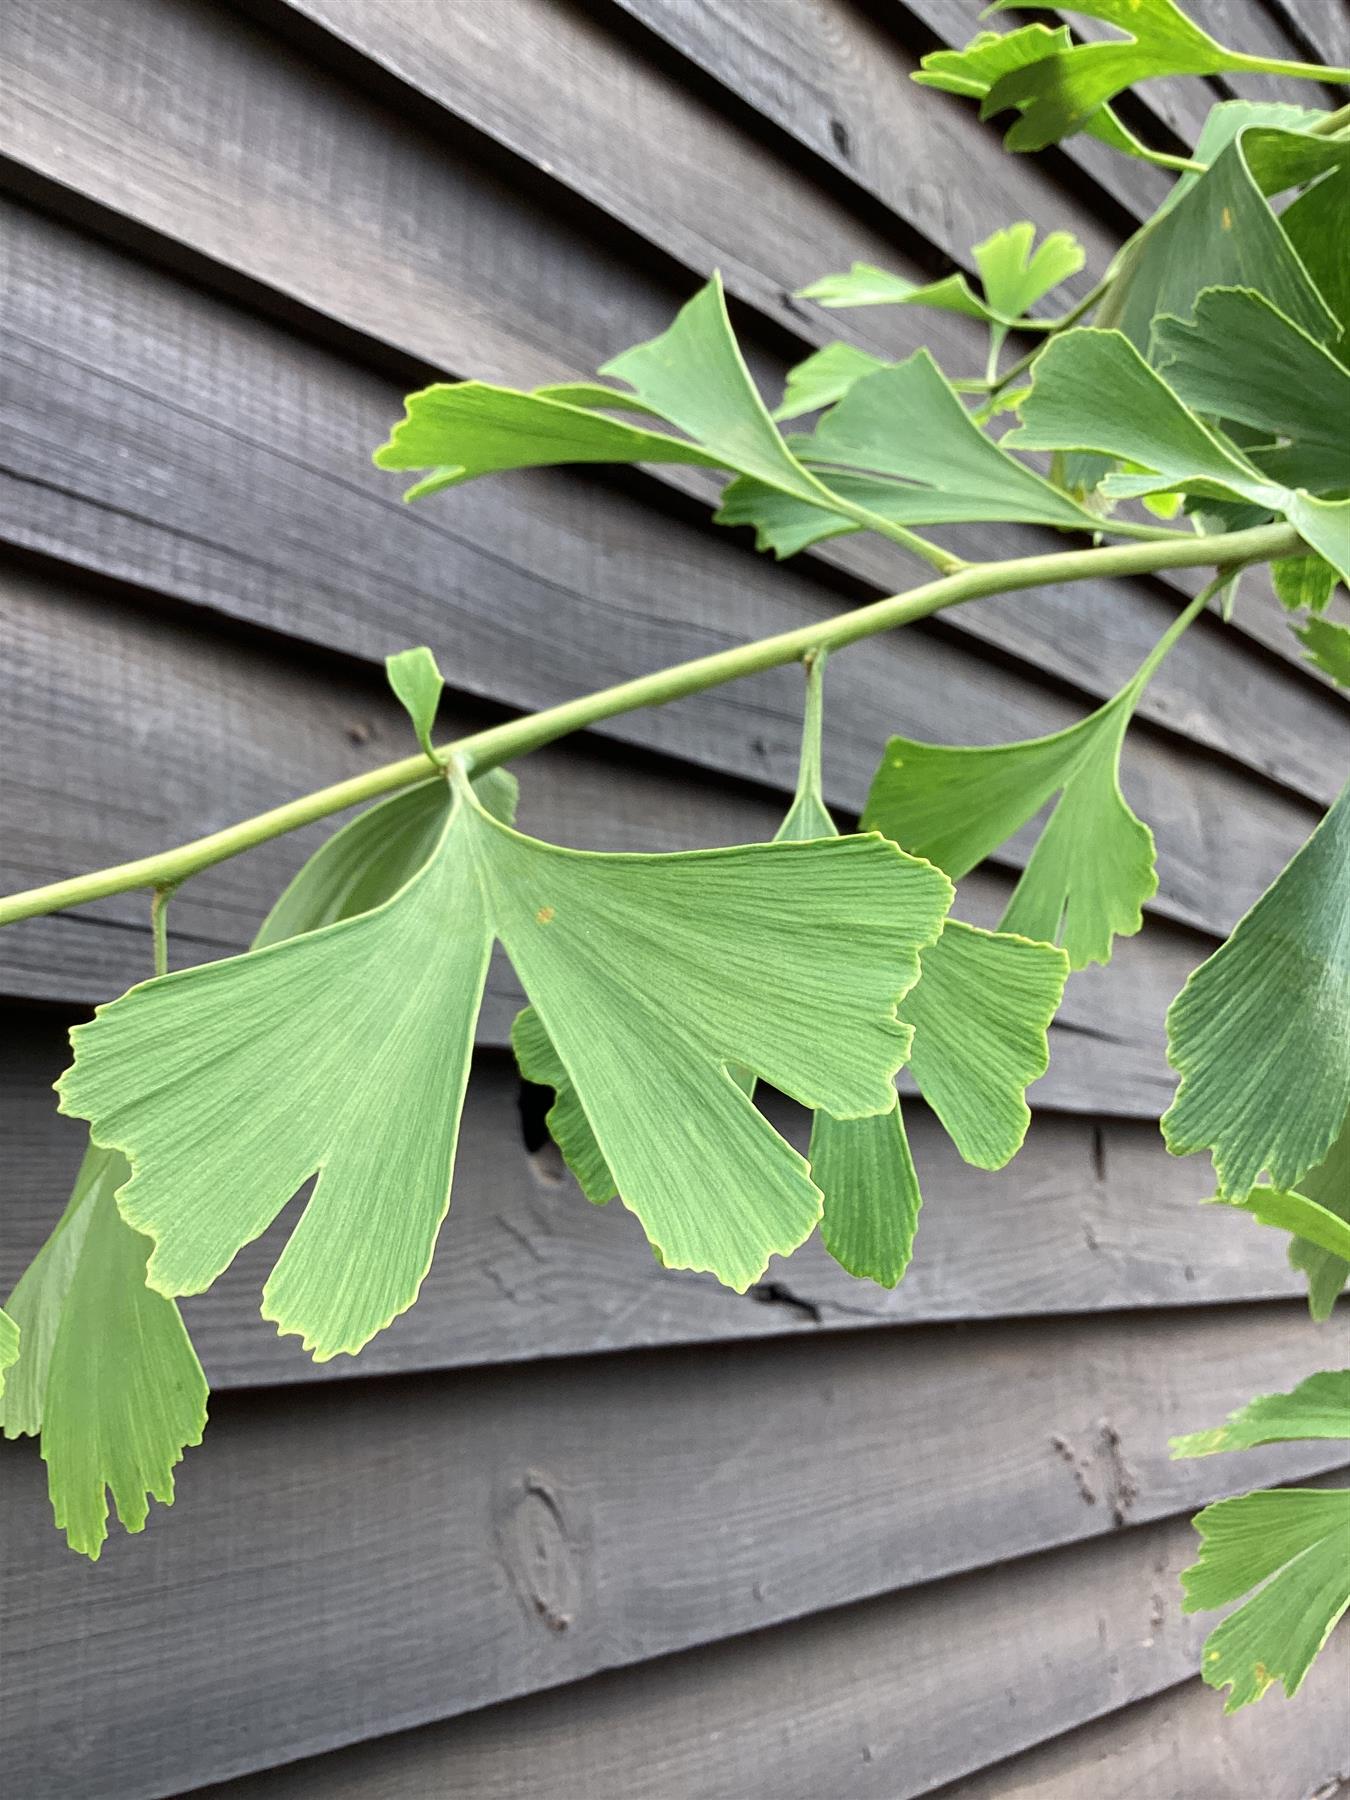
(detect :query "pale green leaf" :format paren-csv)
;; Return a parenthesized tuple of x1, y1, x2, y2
(1209, 1187, 1350, 1263)
(511, 1004, 616, 1206)
(1181, 1488, 1350, 1710)
(798, 226, 1083, 328)
(801, 352, 1097, 528)
(512, 659, 1064, 1287)
(0, 1143, 208, 1560)
(373, 380, 724, 500)
(599, 276, 825, 503)
(915, 24, 1073, 101)
(811, 1104, 922, 1288)
(0, 1309, 17, 1398)
(1096, 121, 1345, 356)
(1294, 616, 1350, 688)
(1153, 288, 1350, 492)
(384, 646, 445, 761)
(1172, 1371, 1350, 1458)
(904, 920, 1067, 1167)
(1163, 779, 1350, 1197)
(798, 263, 988, 320)
(774, 343, 887, 421)
(978, 3, 1308, 154)
(1006, 327, 1281, 510)
(973, 223, 1085, 322)
(863, 679, 1158, 970)
(60, 779, 952, 1345)
(1273, 553, 1338, 615)
(1286, 1115, 1350, 1321)
(1285, 494, 1350, 591)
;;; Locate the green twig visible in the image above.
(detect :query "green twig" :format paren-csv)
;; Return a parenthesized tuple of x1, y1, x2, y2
(150, 886, 174, 979)
(0, 521, 1304, 928)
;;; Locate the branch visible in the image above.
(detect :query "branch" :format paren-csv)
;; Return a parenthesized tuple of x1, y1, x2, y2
(0, 521, 1302, 927)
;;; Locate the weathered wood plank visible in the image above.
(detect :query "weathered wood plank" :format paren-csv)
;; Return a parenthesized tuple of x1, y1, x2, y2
(0, 556, 1274, 1125)
(273, 0, 1116, 290)
(0, 0, 1337, 716)
(1, 1308, 1343, 1799)
(1265, 0, 1350, 72)
(0, 215, 1335, 953)
(940, 1639, 1350, 1799)
(193, 1505, 1350, 1800)
(3, 1000, 1311, 1391)
(608, 0, 1171, 222)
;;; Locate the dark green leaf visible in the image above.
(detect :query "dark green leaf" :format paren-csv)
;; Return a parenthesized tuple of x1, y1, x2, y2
(1164, 780, 1350, 1197)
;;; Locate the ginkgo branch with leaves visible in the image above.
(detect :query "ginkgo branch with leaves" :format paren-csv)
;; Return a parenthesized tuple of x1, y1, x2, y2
(2, 0, 1348, 1723)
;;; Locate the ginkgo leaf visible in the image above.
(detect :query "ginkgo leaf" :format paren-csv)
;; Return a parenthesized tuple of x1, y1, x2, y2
(798, 264, 988, 320)
(0, 1142, 208, 1560)
(1273, 553, 1338, 615)
(1294, 617, 1350, 688)
(807, 354, 1099, 528)
(720, 350, 1100, 556)
(1285, 1116, 1350, 1321)
(1180, 1487, 1350, 1710)
(798, 225, 1084, 328)
(513, 659, 1064, 1287)
(774, 343, 887, 421)
(0, 1309, 17, 1398)
(1209, 1187, 1350, 1264)
(1153, 289, 1350, 493)
(1280, 160, 1350, 339)
(384, 646, 445, 762)
(60, 775, 952, 1352)
(1095, 118, 1345, 357)
(976, 2, 1314, 154)
(1163, 779, 1350, 1198)
(1007, 327, 1350, 584)
(1171, 1370, 1350, 1458)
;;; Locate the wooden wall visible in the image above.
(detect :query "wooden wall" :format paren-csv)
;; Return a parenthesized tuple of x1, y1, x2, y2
(2, 2, 1348, 1795)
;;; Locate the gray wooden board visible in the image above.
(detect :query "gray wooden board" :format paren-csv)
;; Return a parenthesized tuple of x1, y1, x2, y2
(190, 1502, 1350, 1800)
(1267, 0, 1350, 71)
(1, 1308, 1345, 1799)
(272, 0, 1118, 292)
(605, 0, 1171, 224)
(0, 0, 1337, 711)
(2, 1003, 1312, 1392)
(0, 218, 1337, 956)
(0, 557, 1263, 1123)
(938, 1636, 1350, 1800)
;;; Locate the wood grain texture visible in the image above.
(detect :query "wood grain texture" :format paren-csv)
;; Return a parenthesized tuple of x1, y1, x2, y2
(1, 212, 1338, 963)
(937, 1637, 1350, 1800)
(3, 1004, 1311, 1391)
(0, 0, 1338, 713)
(191, 1504, 1350, 1800)
(2, 1308, 1345, 1799)
(0, 557, 1272, 1125)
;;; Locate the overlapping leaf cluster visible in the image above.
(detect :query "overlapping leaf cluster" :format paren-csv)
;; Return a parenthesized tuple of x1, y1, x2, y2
(1, 8, 1347, 1729)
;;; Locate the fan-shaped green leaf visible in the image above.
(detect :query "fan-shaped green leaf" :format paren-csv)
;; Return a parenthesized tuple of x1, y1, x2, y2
(384, 646, 445, 762)
(1172, 1371, 1350, 1458)
(799, 225, 1083, 328)
(1273, 553, 1338, 615)
(0, 1309, 17, 1398)
(774, 343, 887, 421)
(60, 776, 952, 1348)
(798, 264, 988, 319)
(1213, 1185, 1350, 1263)
(513, 660, 1064, 1286)
(1154, 288, 1350, 492)
(977, 3, 1318, 154)
(1295, 617, 1350, 688)
(1096, 119, 1344, 356)
(1163, 779, 1350, 1198)
(1280, 161, 1350, 338)
(1286, 1116, 1350, 1321)
(0, 1143, 208, 1560)
(1181, 1488, 1350, 1710)
(863, 668, 1164, 972)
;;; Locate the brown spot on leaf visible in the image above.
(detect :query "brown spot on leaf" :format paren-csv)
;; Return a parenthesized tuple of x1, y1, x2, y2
(535, 906, 555, 924)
